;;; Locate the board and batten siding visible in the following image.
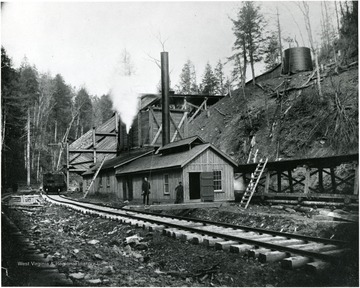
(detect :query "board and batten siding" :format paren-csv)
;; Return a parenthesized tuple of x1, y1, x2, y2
(182, 149, 235, 202)
(83, 170, 116, 196)
(116, 169, 182, 203)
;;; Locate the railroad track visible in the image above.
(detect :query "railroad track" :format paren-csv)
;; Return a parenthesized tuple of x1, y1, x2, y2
(43, 194, 353, 271)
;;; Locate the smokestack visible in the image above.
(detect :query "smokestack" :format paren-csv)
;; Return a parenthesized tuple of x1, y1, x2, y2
(161, 52, 170, 146)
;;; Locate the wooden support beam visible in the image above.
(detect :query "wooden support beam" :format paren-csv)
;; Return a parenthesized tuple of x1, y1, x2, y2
(150, 108, 161, 128)
(171, 112, 187, 142)
(318, 168, 324, 193)
(323, 169, 355, 186)
(277, 171, 282, 193)
(95, 132, 117, 137)
(151, 125, 162, 145)
(288, 170, 294, 193)
(169, 114, 183, 140)
(330, 168, 337, 194)
(189, 99, 207, 123)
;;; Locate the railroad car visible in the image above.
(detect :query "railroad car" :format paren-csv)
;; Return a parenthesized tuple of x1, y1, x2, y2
(43, 172, 66, 194)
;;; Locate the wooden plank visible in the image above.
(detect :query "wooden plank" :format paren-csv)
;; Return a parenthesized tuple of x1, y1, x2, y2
(169, 114, 183, 140)
(318, 168, 324, 193)
(189, 99, 207, 123)
(151, 125, 162, 145)
(288, 170, 294, 193)
(171, 112, 187, 142)
(149, 108, 161, 128)
(95, 132, 117, 136)
(330, 167, 337, 194)
(277, 171, 282, 193)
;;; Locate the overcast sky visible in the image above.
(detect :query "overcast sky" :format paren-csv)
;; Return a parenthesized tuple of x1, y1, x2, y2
(2, 1, 336, 97)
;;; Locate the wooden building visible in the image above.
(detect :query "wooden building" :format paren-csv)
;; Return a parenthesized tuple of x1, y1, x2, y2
(68, 114, 128, 175)
(82, 136, 237, 203)
(129, 93, 225, 148)
(82, 147, 154, 198)
(115, 136, 237, 203)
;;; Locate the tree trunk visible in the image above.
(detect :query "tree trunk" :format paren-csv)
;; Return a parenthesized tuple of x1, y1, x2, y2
(36, 150, 41, 183)
(53, 121, 57, 170)
(242, 41, 247, 87)
(335, 1, 340, 36)
(27, 109, 31, 187)
(250, 52, 256, 85)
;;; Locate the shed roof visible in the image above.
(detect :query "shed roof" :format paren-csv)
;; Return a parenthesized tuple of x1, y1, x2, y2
(116, 143, 237, 175)
(82, 147, 154, 176)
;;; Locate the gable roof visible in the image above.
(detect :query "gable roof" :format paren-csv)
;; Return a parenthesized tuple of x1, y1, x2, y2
(116, 143, 237, 176)
(158, 135, 205, 154)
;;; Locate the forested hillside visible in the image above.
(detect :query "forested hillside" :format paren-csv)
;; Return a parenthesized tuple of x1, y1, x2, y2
(1, 50, 114, 189)
(188, 66, 358, 163)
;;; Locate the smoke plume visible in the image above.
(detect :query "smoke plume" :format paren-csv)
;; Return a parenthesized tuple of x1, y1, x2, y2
(110, 73, 157, 133)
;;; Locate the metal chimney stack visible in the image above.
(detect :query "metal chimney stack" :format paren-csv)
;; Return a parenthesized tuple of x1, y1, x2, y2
(161, 52, 170, 146)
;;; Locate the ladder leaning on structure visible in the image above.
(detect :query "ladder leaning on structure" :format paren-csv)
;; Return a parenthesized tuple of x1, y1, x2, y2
(239, 157, 268, 209)
(83, 157, 107, 199)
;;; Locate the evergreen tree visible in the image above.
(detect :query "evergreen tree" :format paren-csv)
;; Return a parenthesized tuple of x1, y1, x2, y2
(176, 60, 198, 94)
(200, 62, 217, 95)
(264, 32, 281, 70)
(49, 74, 73, 146)
(74, 87, 93, 137)
(214, 60, 227, 95)
(338, 1, 358, 62)
(231, 1, 266, 85)
(1, 47, 25, 189)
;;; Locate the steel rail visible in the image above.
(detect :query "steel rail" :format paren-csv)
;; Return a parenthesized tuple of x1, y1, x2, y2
(45, 195, 349, 263)
(59, 195, 348, 247)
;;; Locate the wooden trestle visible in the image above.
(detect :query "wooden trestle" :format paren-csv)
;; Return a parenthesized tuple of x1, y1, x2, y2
(236, 154, 359, 205)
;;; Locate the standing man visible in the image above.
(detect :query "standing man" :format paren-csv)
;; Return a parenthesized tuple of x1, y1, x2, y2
(174, 181, 184, 204)
(142, 177, 151, 205)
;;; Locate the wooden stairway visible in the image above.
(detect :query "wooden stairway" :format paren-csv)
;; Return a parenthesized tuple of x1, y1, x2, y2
(83, 157, 107, 198)
(239, 157, 268, 209)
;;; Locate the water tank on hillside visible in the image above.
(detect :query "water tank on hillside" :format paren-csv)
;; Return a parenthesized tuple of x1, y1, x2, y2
(282, 47, 313, 74)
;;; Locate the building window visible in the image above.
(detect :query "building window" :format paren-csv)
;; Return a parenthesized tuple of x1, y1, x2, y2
(99, 176, 102, 188)
(106, 174, 110, 187)
(164, 174, 169, 194)
(213, 170, 222, 191)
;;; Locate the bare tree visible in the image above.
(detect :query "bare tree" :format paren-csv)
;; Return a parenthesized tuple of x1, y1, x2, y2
(297, 1, 323, 100)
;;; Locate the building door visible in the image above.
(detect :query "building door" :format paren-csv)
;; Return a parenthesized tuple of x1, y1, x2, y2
(122, 178, 127, 200)
(189, 172, 200, 200)
(126, 176, 133, 201)
(121, 176, 133, 201)
(200, 172, 214, 202)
